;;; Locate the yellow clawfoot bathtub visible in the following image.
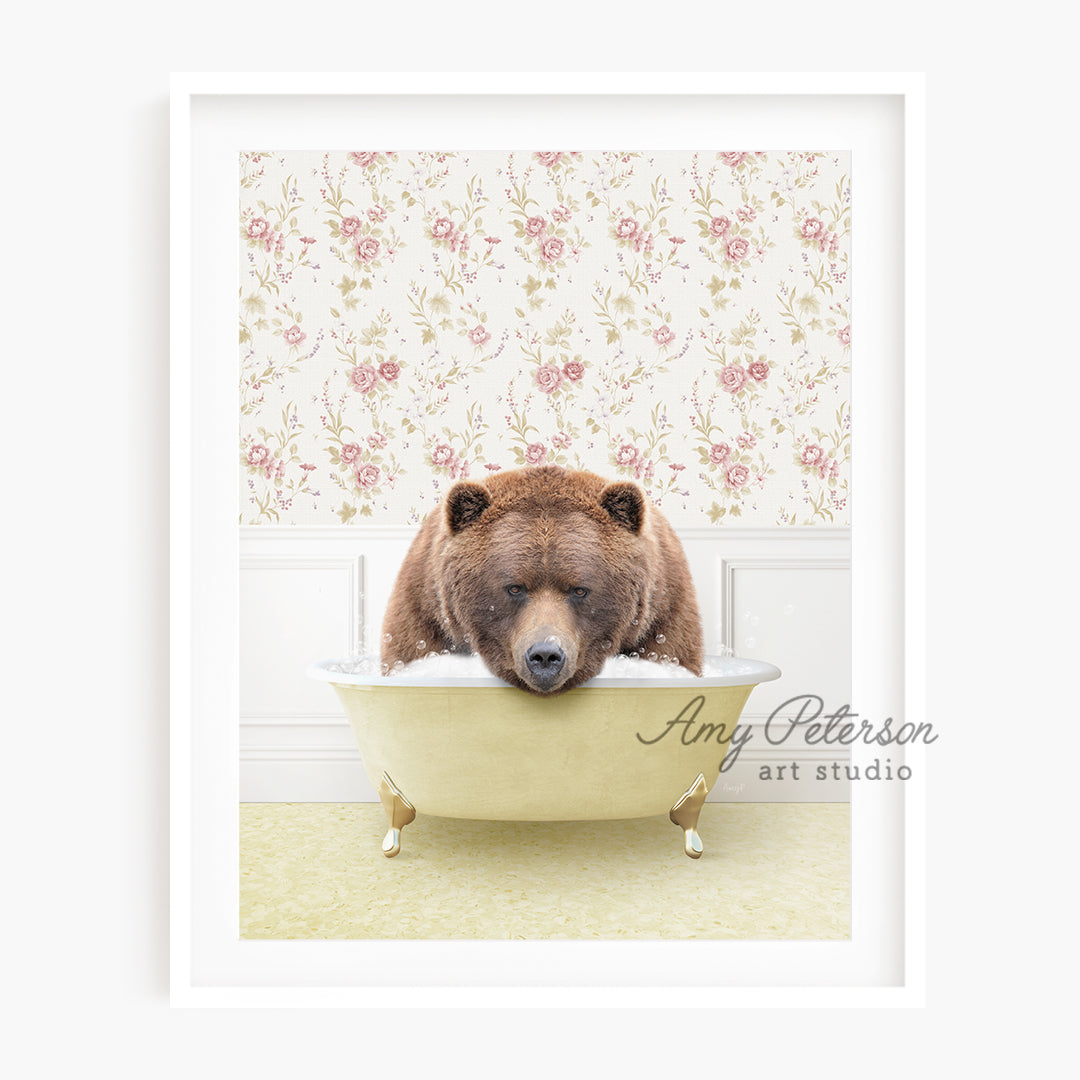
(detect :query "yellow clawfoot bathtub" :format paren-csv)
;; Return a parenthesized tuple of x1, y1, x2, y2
(308, 655, 780, 859)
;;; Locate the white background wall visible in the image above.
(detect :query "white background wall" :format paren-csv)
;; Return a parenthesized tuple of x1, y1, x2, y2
(240, 525, 852, 801)
(6, 10, 1075, 1078)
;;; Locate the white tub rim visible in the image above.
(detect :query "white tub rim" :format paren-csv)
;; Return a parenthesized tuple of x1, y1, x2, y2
(307, 653, 781, 690)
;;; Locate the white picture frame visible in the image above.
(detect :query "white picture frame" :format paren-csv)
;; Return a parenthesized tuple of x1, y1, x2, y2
(171, 72, 926, 1007)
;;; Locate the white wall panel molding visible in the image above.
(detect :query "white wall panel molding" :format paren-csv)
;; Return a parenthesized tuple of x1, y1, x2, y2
(239, 528, 851, 802)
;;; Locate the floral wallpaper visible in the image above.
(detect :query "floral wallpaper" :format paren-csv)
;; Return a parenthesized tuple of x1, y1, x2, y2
(239, 151, 850, 527)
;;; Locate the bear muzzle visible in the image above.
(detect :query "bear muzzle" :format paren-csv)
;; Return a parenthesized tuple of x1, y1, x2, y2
(513, 625, 578, 694)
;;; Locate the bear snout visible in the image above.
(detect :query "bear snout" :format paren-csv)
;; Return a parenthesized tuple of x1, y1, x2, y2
(524, 640, 566, 685)
(513, 621, 578, 693)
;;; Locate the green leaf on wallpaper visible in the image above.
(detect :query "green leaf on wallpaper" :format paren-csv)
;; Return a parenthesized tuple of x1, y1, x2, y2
(330, 307, 340, 319)
(336, 503, 357, 524)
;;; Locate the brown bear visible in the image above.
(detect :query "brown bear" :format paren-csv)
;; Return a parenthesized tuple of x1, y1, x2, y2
(381, 466, 703, 695)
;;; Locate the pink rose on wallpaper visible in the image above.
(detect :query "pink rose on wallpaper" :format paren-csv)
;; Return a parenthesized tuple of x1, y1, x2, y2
(356, 237, 380, 263)
(563, 360, 584, 382)
(452, 458, 471, 479)
(340, 215, 363, 237)
(708, 215, 731, 239)
(838, 325, 851, 346)
(247, 443, 271, 468)
(525, 442, 548, 465)
(431, 443, 456, 468)
(801, 443, 827, 469)
(367, 432, 388, 449)
(378, 360, 400, 382)
(726, 237, 750, 262)
(468, 325, 492, 348)
(736, 431, 757, 450)
(283, 324, 306, 347)
(355, 463, 381, 489)
(535, 364, 564, 394)
(652, 324, 676, 347)
(616, 217, 641, 241)
(524, 215, 547, 238)
(431, 216, 454, 239)
(450, 230, 470, 255)
(719, 364, 750, 394)
(736, 205, 757, 223)
(552, 431, 572, 449)
(348, 364, 379, 394)
(350, 152, 379, 168)
(720, 152, 749, 168)
(708, 442, 731, 466)
(340, 442, 363, 465)
(264, 230, 285, 254)
(367, 205, 387, 221)
(748, 360, 770, 382)
(538, 236, 565, 262)
(615, 444, 640, 468)
(801, 217, 825, 241)
(551, 204, 571, 222)
(246, 216, 270, 240)
(534, 152, 564, 168)
(725, 463, 751, 489)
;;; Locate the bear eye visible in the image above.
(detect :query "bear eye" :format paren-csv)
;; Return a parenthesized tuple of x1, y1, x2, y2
(506, 585, 526, 597)
(570, 586, 589, 598)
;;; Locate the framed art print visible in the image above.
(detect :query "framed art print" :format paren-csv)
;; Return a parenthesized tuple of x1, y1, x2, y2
(171, 73, 925, 1006)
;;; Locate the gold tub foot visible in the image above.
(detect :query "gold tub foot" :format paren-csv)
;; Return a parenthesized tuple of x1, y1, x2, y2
(669, 773, 709, 859)
(377, 772, 416, 858)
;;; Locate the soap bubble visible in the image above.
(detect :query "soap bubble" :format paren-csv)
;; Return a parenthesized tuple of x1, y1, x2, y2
(416, 639, 426, 651)
(383, 633, 392, 643)
(655, 633, 666, 643)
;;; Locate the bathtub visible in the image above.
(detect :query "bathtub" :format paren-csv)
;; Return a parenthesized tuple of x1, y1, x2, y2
(307, 654, 781, 858)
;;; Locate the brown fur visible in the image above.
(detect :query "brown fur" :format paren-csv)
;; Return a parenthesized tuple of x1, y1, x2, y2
(380, 466, 704, 694)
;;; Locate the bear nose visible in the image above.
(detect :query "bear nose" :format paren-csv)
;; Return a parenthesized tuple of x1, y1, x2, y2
(525, 641, 565, 677)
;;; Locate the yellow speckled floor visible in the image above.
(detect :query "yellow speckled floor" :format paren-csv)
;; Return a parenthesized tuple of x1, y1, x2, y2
(240, 803, 850, 940)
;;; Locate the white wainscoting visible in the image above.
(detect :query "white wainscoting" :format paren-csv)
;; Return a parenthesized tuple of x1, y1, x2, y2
(240, 526, 852, 803)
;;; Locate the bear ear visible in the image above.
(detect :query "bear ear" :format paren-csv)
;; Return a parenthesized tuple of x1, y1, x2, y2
(599, 481, 646, 533)
(446, 481, 491, 532)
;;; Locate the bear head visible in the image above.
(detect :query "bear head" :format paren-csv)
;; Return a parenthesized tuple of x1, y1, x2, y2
(436, 467, 653, 695)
